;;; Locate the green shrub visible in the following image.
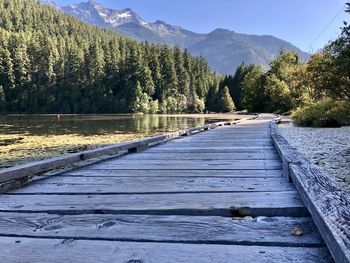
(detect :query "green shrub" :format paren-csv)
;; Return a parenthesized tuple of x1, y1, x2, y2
(291, 99, 350, 127)
(327, 101, 350, 125)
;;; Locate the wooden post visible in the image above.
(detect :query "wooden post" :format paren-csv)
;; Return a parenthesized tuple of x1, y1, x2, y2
(128, 144, 149, 153)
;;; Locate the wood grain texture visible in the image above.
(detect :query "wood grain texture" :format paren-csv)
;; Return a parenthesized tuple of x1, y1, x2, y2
(0, 237, 333, 263)
(290, 163, 350, 263)
(11, 177, 295, 194)
(99, 159, 281, 165)
(153, 142, 273, 147)
(272, 122, 350, 263)
(0, 213, 324, 246)
(88, 160, 282, 170)
(119, 152, 280, 160)
(171, 138, 273, 143)
(184, 135, 272, 140)
(86, 164, 281, 170)
(0, 192, 307, 217)
(64, 169, 283, 178)
(145, 147, 276, 153)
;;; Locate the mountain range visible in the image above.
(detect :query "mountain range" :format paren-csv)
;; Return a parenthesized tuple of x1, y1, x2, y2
(45, 0, 309, 74)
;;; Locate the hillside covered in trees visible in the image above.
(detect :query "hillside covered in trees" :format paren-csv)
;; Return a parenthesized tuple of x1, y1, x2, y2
(212, 3, 350, 127)
(1, 0, 348, 123)
(0, 0, 223, 114)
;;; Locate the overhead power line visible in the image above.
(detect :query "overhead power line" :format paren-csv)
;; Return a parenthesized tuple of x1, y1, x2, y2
(306, 3, 346, 52)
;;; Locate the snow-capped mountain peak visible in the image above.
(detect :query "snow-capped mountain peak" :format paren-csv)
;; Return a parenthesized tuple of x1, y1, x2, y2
(54, 1, 189, 37)
(59, 1, 147, 28)
(43, 0, 309, 74)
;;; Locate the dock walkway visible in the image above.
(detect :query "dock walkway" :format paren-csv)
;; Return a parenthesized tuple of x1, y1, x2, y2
(0, 115, 333, 262)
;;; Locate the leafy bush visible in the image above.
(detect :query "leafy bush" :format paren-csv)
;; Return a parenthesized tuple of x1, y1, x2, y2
(291, 100, 350, 127)
(327, 101, 350, 125)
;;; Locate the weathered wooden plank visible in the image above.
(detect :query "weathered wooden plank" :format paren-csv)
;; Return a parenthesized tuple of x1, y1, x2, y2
(145, 147, 276, 153)
(289, 163, 350, 263)
(88, 162, 282, 170)
(11, 177, 294, 194)
(88, 161, 282, 169)
(0, 192, 307, 217)
(197, 129, 270, 132)
(191, 135, 271, 139)
(119, 152, 280, 160)
(194, 135, 271, 138)
(96, 159, 281, 165)
(64, 169, 283, 178)
(271, 122, 350, 263)
(0, 213, 323, 246)
(0, 237, 333, 263)
(193, 128, 270, 132)
(155, 142, 273, 147)
(172, 138, 273, 143)
(209, 126, 269, 129)
(186, 134, 272, 139)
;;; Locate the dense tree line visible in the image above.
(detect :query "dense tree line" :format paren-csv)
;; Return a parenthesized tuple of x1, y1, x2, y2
(3, 0, 347, 124)
(214, 3, 350, 126)
(218, 47, 349, 125)
(217, 3, 350, 119)
(0, 0, 217, 113)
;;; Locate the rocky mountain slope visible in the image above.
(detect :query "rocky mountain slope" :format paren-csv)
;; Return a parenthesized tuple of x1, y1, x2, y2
(47, 0, 309, 74)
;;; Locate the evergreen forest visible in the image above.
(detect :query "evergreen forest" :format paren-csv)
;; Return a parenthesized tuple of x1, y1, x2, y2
(0, 0, 220, 114)
(0, 0, 349, 127)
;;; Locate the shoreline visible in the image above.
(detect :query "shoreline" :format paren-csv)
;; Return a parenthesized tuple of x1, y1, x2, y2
(0, 114, 252, 169)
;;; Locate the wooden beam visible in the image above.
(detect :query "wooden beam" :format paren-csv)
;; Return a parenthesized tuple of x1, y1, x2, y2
(11, 177, 295, 194)
(64, 169, 283, 178)
(0, 237, 333, 263)
(271, 121, 350, 263)
(0, 213, 324, 247)
(0, 191, 308, 217)
(117, 152, 280, 160)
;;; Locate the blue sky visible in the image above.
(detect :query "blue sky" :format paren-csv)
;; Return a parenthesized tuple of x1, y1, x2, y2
(54, 0, 349, 52)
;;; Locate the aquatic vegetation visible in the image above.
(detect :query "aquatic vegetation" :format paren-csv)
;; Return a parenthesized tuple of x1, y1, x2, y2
(0, 133, 145, 169)
(0, 113, 250, 168)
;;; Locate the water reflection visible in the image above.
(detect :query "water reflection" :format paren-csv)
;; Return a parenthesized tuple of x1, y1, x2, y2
(0, 114, 225, 136)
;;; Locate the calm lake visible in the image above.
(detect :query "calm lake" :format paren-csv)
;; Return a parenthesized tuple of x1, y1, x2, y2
(0, 114, 248, 168)
(0, 114, 228, 136)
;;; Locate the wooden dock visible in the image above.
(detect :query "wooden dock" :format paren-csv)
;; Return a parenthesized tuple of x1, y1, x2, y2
(0, 115, 340, 262)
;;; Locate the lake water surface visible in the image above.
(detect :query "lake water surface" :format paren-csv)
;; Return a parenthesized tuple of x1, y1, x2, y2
(0, 114, 225, 136)
(0, 114, 247, 168)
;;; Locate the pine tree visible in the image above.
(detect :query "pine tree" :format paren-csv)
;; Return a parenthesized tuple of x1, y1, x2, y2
(131, 81, 150, 113)
(206, 85, 219, 112)
(159, 45, 178, 99)
(0, 0, 216, 113)
(174, 46, 190, 97)
(0, 85, 6, 111)
(221, 86, 235, 112)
